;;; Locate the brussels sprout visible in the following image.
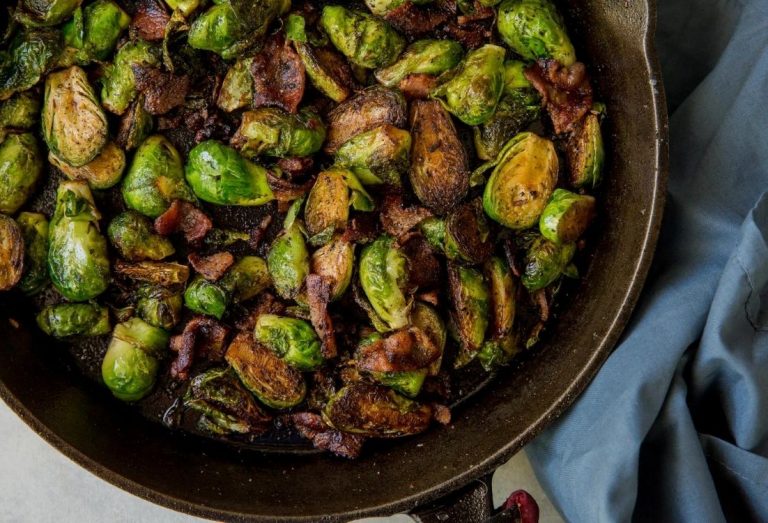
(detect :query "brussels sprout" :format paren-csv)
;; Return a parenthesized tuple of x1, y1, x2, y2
(482, 132, 558, 230)
(334, 125, 410, 186)
(101, 317, 169, 401)
(484, 256, 515, 338)
(311, 238, 354, 301)
(0, 30, 62, 101)
(164, 0, 200, 16)
(137, 284, 183, 330)
(539, 188, 596, 245)
(320, 6, 405, 69)
(187, 0, 290, 60)
(184, 367, 271, 436)
(232, 108, 326, 159)
(444, 200, 492, 264)
(50, 141, 126, 190)
(477, 335, 519, 371)
(48, 181, 110, 301)
(219, 256, 270, 303)
(37, 302, 110, 338)
(225, 332, 306, 409)
(375, 39, 463, 88)
(0, 91, 40, 141)
(448, 264, 489, 365)
(267, 222, 309, 300)
(322, 383, 432, 437)
(185, 140, 274, 207)
(0, 133, 43, 214)
(292, 41, 354, 103)
(409, 100, 469, 214)
(419, 217, 446, 252)
(521, 235, 576, 291)
(101, 40, 160, 115)
(115, 260, 190, 287)
(122, 135, 196, 218)
(375, 369, 427, 398)
(116, 99, 153, 151)
(184, 275, 230, 320)
(254, 314, 324, 371)
(474, 88, 541, 161)
(304, 169, 350, 241)
(15, 0, 82, 26)
(341, 169, 375, 212)
(359, 235, 412, 331)
(503, 59, 533, 92)
(108, 211, 174, 262)
(62, 0, 130, 63)
(16, 212, 49, 295)
(217, 57, 253, 112)
(42, 66, 108, 167)
(0, 215, 24, 291)
(412, 302, 447, 375)
(497, 0, 576, 66)
(567, 112, 604, 189)
(431, 44, 506, 126)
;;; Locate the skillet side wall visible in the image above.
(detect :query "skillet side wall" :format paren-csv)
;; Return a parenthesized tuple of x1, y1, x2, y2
(0, 0, 668, 520)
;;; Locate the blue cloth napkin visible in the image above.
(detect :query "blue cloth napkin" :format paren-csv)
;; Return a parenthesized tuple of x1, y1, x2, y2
(526, 0, 768, 521)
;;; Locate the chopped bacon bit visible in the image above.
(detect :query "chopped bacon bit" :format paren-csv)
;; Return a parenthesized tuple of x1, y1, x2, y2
(250, 34, 306, 113)
(131, 65, 190, 115)
(188, 252, 234, 281)
(291, 412, 365, 459)
(356, 327, 441, 373)
(154, 200, 213, 245)
(440, 20, 492, 49)
(432, 403, 451, 425)
(417, 290, 440, 307)
(306, 275, 337, 359)
(266, 171, 314, 202)
(342, 214, 379, 244)
(130, 0, 169, 42)
(249, 214, 273, 250)
(170, 316, 230, 381)
(380, 192, 433, 238)
(401, 234, 441, 290)
(276, 157, 314, 178)
(398, 74, 438, 101)
(384, 1, 451, 38)
(235, 292, 285, 331)
(525, 59, 593, 134)
(532, 289, 550, 322)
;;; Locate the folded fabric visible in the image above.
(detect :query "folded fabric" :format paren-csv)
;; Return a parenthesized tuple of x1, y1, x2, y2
(526, 0, 768, 521)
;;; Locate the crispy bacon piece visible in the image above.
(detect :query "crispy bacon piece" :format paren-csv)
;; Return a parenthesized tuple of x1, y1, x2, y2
(291, 412, 365, 459)
(276, 157, 314, 178)
(342, 214, 379, 244)
(235, 292, 285, 331)
(154, 200, 213, 244)
(306, 274, 337, 359)
(525, 59, 593, 134)
(188, 252, 234, 281)
(380, 191, 433, 238)
(441, 20, 492, 49)
(170, 316, 230, 380)
(417, 290, 440, 307)
(384, 1, 451, 37)
(456, 1, 495, 24)
(400, 234, 441, 289)
(250, 34, 306, 113)
(130, 0, 169, 42)
(249, 214, 273, 250)
(432, 403, 451, 425)
(131, 65, 190, 115)
(356, 327, 441, 373)
(398, 74, 438, 101)
(266, 171, 314, 202)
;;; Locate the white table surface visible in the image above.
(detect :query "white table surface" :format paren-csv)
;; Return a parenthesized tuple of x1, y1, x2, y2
(0, 401, 563, 522)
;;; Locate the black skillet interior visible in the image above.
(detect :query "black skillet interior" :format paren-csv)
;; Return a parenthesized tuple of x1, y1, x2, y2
(0, 0, 667, 520)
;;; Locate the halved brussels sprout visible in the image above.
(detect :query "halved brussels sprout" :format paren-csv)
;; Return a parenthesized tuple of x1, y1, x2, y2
(186, 140, 274, 207)
(411, 302, 447, 376)
(184, 367, 272, 436)
(419, 217, 446, 252)
(484, 256, 515, 339)
(322, 383, 432, 437)
(375, 39, 463, 88)
(114, 260, 190, 287)
(37, 302, 110, 338)
(101, 317, 169, 401)
(320, 5, 405, 69)
(521, 235, 576, 291)
(497, 0, 576, 66)
(108, 211, 175, 261)
(217, 57, 253, 112)
(474, 88, 541, 161)
(43, 66, 108, 167)
(15, 0, 82, 26)
(334, 125, 411, 186)
(375, 369, 427, 398)
(137, 284, 183, 330)
(409, 100, 469, 214)
(567, 112, 604, 189)
(359, 235, 412, 331)
(0, 133, 43, 214)
(0, 30, 62, 101)
(225, 332, 306, 409)
(482, 132, 558, 230)
(17, 212, 49, 295)
(304, 169, 350, 241)
(311, 238, 355, 301)
(48, 181, 110, 301)
(219, 256, 270, 303)
(539, 188, 596, 245)
(254, 314, 324, 371)
(184, 275, 230, 320)
(444, 200, 492, 265)
(0, 215, 24, 291)
(62, 0, 130, 63)
(122, 135, 196, 218)
(448, 264, 489, 366)
(50, 141, 126, 190)
(431, 44, 506, 126)
(101, 40, 160, 115)
(116, 99, 153, 151)
(0, 91, 40, 141)
(477, 335, 519, 372)
(292, 42, 355, 103)
(267, 221, 309, 300)
(232, 108, 326, 159)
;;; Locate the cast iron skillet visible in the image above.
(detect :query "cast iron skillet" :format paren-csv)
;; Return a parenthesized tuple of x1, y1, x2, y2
(0, 0, 668, 520)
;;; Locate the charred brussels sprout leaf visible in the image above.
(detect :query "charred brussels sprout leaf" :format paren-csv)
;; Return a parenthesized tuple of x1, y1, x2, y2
(484, 256, 515, 339)
(567, 112, 604, 189)
(101, 317, 169, 401)
(311, 238, 354, 301)
(304, 169, 350, 241)
(17, 212, 49, 295)
(108, 211, 175, 261)
(419, 217, 446, 252)
(37, 302, 110, 338)
(0, 133, 43, 214)
(323, 383, 432, 437)
(412, 302, 447, 375)
(122, 135, 196, 218)
(186, 140, 274, 206)
(62, 0, 130, 63)
(48, 181, 110, 301)
(137, 284, 183, 330)
(50, 141, 126, 190)
(116, 99, 153, 151)
(184, 275, 230, 320)
(219, 256, 271, 303)
(0, 215, 24, 291)
(335, 125, 410, 186)
(444, 200, 492, 264)
(320, 6, 405, 69)
(539, 188, 596, 244)
(0, 30, 62, 101)
(477, 335, 519, 371)
(225, 332, 306, 409)
(375, 39, 463, 88)
(497, 0, 576, 66)
(474, 87, 541, 161)
(217, 57, 253, 112)
(359, 235, 412, 331)
(15, 0, 82, 26)
(481, 132, 558, 230)
(232, 108, 326, 159)
(267, 220, 309, 300)
(254, 314, 324, 371)
(448, 264, 489, 366)
(521, 235, 576, 291)
(43, 66, 108, 167)
(184, 367, 271, 436)
(100, 40, 160, 115)
(0, 91, 40, 141)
